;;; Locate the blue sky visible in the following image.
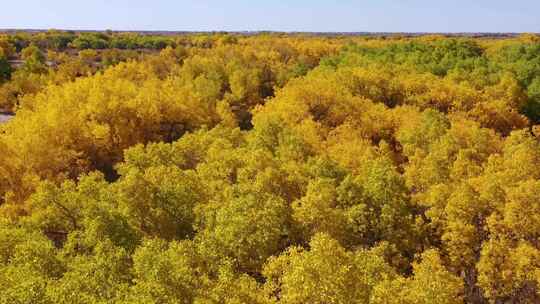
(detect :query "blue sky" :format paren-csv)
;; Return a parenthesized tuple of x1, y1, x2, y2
(1, 0, 538, 33)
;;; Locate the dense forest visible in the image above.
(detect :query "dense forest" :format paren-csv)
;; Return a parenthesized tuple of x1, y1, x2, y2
(1, 30, 540, 303)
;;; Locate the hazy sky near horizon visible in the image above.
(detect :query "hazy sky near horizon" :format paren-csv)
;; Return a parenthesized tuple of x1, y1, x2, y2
(1, 0, 538, 33)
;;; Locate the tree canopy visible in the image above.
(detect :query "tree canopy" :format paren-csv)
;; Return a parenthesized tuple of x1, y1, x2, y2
(0, 31, 540, 303)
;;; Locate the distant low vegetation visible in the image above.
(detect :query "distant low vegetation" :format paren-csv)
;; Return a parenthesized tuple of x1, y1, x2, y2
(1, 30, 540, 303)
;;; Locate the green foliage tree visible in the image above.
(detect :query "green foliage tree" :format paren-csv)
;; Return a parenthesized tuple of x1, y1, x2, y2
(20, 44, 47, 73)
(263, 233, 396, 304)
(0, 56, 11, 84)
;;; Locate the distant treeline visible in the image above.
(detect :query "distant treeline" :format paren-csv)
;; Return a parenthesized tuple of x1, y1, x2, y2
(0, 30, 178, 52)
(0, 28, 531, 37)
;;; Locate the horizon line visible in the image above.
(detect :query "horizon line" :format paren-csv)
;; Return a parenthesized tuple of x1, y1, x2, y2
(0, 28, 537, 36)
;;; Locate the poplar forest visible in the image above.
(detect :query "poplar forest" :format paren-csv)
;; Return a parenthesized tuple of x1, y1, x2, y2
(2, 31, 540, 303)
